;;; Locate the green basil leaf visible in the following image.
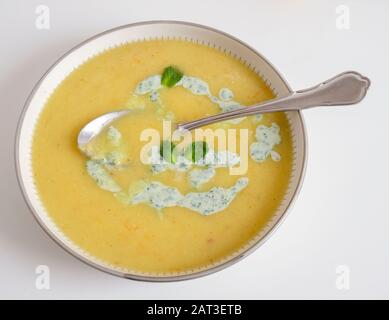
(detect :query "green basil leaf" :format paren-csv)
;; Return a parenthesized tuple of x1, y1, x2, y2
(160, 140, 177, 164)
(161, 66, 183, 88)
(185, 141, 209, 163)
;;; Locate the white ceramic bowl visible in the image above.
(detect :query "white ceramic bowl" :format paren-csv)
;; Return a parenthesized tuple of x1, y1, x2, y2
(15, 21, 307, 281)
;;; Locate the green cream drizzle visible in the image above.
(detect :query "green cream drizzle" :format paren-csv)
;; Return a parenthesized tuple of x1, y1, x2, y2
(131, 181, 182, 210)
(135, 74, 246, 124)
(128, 177, 249, 215)
(180, 177, 248, 215)
(86, 160, 121, 192)
(107, 125, 122, 146)
(250, 123, 281, 162)
(84, 69, 283, 216)
(188, 167, 216, 188)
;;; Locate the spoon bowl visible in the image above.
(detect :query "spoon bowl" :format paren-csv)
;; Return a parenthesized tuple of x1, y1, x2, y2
(78, 110, 129, 151)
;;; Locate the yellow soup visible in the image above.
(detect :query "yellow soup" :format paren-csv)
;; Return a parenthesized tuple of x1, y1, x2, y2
(32, 40, 293, 274)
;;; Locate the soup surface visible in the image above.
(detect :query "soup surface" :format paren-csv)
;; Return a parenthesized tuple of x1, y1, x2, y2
(32, 40, 293, 274)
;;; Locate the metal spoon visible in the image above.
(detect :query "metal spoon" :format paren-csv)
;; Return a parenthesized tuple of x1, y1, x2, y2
(78, 71, 370, 149)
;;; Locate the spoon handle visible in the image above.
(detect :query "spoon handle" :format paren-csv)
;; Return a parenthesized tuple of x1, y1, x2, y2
(178, 71, 370, 131)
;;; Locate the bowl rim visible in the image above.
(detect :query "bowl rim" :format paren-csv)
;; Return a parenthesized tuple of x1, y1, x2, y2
(14, 20, 307, 282)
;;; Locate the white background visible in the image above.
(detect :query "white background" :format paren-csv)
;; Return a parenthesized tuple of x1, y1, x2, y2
(0, 0, 388, 299)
